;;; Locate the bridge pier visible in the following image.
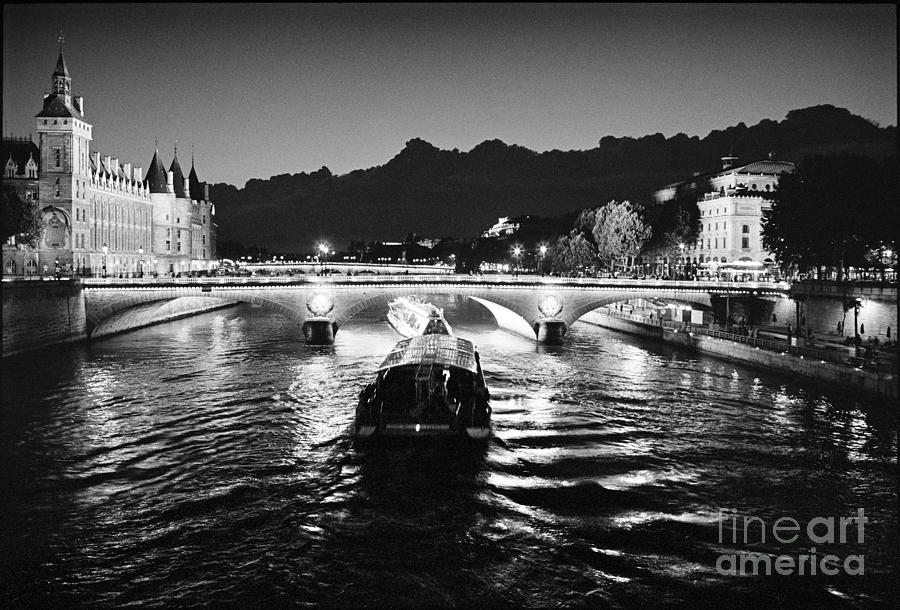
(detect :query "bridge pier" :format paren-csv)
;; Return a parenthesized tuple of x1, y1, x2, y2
(535, 320, 567, 344)
(302, 317, 335, 345)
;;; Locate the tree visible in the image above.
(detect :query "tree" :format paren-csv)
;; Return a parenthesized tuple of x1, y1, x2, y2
(762, 153, 898, 278)
(2, 185, 43, 247)
(661, 207, 697, 278)
(548, 231, 597, 275)
(592, 200, 652, 273)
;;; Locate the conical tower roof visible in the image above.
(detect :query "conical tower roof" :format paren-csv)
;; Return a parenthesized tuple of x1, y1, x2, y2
(145, 148, 169, 193)
(188, 158, 204, 200)
(169, 148, 186, 198)
(53, 51, 70, 78)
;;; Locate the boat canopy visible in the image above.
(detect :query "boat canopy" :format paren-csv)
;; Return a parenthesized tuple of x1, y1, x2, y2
(378, 334, 478, 373)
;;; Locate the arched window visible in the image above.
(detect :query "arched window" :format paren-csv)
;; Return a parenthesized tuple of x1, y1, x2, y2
(4, 259, 16, 275)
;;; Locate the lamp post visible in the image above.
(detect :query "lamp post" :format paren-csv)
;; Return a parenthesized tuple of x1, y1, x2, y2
(54, 257, 60, 279)
(512, 245, 522, 277)
(102, 244, 108, 278)
(318, 242, 328, 275)
(678, 243, 685, 280)
(538, 244, 547, 276)
(138, 246, 144, 278)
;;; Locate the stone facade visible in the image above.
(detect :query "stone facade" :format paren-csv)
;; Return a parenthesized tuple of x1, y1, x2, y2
(2, 49, 217, 278)
(1, 280, 86, 356)
(654, 155, 796, 277)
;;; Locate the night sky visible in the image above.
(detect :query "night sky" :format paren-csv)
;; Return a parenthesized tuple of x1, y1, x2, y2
(3, 3, 896, 187)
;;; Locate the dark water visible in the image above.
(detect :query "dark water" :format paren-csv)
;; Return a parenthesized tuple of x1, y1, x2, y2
(1, 297, 897, 607)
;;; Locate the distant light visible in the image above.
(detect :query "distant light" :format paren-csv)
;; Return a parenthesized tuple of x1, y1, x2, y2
(415, 424, 420, 433)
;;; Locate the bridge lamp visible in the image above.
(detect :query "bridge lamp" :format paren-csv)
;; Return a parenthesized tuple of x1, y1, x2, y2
(102, 244, 109, 278)
(318, 243, 329, 274)
(138, 246, 144, 278)
(512, 245, 523, 275)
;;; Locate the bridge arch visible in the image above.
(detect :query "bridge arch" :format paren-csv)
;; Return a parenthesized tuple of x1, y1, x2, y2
(330, 286, 538, 339)
(562, 290, 713, 328)
(85, 290, 304, 337)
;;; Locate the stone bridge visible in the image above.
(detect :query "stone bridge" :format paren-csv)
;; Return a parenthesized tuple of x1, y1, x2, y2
(82, 276, 788, 344)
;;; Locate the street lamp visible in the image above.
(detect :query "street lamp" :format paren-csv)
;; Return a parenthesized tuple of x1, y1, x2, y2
(138, 246, 144, 278)
(318, 242, 329, 275)
(512, 245, 522, 277)
(538, 244, 547, 276)
(102, 244, 108, 278)
(54, 257, 60, 279)
(678, 243, 685, 280)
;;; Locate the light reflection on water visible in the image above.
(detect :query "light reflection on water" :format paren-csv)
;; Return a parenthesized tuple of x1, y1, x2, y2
(0, 296, 897, 606)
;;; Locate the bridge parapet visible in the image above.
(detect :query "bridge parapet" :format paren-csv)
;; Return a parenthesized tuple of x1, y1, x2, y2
(80, 277, 789, 344)
(790, 279, 897, 302)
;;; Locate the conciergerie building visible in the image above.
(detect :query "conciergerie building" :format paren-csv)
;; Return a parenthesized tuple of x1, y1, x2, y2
(2, 46, 217, 278)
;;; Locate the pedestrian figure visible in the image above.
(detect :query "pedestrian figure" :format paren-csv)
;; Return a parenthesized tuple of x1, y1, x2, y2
(888, 326, 892, 339)
(772, 313, 777, 323)
(860, 323, 865, 335)
(837, 321, 843, 335)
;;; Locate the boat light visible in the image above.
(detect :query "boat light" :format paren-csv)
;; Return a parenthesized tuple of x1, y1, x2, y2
(415, 424, 420, 433)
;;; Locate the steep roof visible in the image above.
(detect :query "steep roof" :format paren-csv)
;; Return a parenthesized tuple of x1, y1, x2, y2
(35, 94, 79, 118)
(53, 51, 70, 78)
(2, 138, 40, 176)
(188, 162, 204, 200)
(145, 149, 169, 193)
(169, 153, 186, 198)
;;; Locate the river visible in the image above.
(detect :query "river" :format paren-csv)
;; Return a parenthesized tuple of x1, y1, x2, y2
(1, 296, 896, 606)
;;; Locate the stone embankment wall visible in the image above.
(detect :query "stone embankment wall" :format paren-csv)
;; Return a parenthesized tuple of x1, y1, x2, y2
(2, 280, 87, 357)
(580, 309, 896, 401)
(2, 281, 240, 357)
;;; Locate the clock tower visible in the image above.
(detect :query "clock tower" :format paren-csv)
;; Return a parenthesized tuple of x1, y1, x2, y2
(35, 38, 92, 262)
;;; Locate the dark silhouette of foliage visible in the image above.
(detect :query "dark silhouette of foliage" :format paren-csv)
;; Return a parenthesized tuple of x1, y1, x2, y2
(209, 106, 896, 250)
(2, 184, 42, 246)
(762, 153, 899, 277)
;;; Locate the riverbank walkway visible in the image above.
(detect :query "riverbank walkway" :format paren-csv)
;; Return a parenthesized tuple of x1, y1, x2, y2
(597, 305, 897, 375)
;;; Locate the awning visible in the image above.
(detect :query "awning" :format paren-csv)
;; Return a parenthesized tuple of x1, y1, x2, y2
(720, 261, 766, 269)
(378, 334, 478, 373)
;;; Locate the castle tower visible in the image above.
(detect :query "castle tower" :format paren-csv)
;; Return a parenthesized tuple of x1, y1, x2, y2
(146, 146, 177, 274)
(169, 145, 192, 269)
(35, 41, 92, 265)
(187, 154, 216, 264)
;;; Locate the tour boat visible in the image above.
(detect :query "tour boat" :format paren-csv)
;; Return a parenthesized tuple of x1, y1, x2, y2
(387, 295, 453, 338)
(355, 327, 491, 439)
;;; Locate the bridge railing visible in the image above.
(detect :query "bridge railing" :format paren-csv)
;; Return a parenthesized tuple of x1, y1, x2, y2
(79, 274, 788, 291)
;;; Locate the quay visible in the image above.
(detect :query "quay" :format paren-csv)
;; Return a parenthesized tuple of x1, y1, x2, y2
(580, 305, 897, 401)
